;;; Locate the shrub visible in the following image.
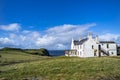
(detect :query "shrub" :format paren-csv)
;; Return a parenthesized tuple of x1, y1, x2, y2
(1, 47, 22, 51)
(38, 48, 50, 56)
(24, 48, 50, 56)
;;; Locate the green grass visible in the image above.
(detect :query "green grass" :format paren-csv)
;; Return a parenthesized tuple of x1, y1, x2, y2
(0, 51, 120, 80)
(0, 54, 120, 80)
(0, 50, 50, 66)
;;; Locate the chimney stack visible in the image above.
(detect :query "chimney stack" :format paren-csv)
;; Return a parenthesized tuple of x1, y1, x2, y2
(88, 32, 92, 39)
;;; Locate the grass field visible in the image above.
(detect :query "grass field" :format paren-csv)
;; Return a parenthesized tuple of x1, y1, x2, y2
(0, 50, 50, 66)
(0, 50, 120, 80)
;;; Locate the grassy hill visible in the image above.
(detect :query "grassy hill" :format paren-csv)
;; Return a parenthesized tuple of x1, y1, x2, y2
(0, 49, 120, 80)
(0, 50, 50, 66)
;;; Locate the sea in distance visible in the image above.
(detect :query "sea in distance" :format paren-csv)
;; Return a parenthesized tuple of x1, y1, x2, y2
(48, 50, 65, 56)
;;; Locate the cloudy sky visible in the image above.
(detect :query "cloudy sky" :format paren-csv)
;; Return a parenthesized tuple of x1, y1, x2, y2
(0, 0, 120, 49)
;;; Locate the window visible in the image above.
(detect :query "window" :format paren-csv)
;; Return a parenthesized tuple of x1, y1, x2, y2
(111, 52, 114, 55)
(107, 44, 109, 48)
(92, 45, 94, 49)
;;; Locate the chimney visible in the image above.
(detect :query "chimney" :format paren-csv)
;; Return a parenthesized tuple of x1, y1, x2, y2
(95, 35, 99, 43)
(88, 32, 92, 39)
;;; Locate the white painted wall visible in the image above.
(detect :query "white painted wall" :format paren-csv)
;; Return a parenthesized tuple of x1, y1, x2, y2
(101, 43, 117, 56)
(83, 38, 96, 57)
(68, 33, 117, 57)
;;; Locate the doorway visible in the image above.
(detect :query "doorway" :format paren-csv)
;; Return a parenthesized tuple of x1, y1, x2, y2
(98, 45, 101, 57)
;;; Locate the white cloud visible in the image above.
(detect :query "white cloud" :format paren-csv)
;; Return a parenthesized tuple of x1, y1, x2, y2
(99, 33, 120, 45)
(7, 31, 41, 48)
(0, 37, 14, 44)
(35, 23, 96, 49)
(36, 36, 57, 46)
(2, 23, 120, 49)
(99, 33, 120, 41)
(0, 23, 97, 49)
(0, 37, 15, 47)
(56, 44, 67, 49)
(0, 23, 21, 31)
(46, 23, 96, 36)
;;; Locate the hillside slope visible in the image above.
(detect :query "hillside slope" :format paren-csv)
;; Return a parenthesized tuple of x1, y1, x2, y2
(0, 56, 120, 80)
(0, 49, 50, 66)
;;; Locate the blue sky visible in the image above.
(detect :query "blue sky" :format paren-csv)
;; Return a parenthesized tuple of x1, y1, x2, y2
(0, 0, 120, 49)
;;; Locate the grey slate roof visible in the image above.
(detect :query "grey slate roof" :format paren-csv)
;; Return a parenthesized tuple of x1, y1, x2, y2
(100, 41, 115, 43)
(73, 38, 88, 45)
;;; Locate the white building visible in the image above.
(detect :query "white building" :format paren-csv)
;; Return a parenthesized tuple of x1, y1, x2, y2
(65, 33, 117, 57)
